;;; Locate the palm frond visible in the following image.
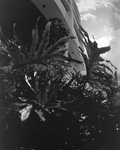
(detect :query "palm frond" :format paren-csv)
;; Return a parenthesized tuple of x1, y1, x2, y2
(36, 21, 51, 58)
(78, 24, 118, 92)
(42, 36, 75, 57)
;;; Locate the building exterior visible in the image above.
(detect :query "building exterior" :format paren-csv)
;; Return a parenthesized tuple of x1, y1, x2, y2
(31, 0, 86, 72)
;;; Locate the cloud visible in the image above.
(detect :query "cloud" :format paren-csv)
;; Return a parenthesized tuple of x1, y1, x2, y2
(102, 29, 120, 75)
(76, 0, 115, 13)
(76, 0, 117, 23)
(97, 36, 113, 47)
(109, 29, 120, 71)
(81, 13, 96, 21)
(96, 24, 113, 45)
(114, 12, 120, 20)
(110, 11, 120, 30)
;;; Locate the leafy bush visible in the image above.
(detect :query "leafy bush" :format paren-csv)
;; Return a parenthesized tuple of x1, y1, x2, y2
(0, 18, 120, 150)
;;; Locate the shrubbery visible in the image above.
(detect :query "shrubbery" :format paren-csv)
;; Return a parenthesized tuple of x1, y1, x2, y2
(0, 18, 120, 150)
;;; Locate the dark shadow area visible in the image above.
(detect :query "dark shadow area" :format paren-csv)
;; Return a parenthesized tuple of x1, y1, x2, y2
(0, 0, 47, 40)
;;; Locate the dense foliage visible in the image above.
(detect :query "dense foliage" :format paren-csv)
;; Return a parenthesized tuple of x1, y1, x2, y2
(0, 18, 120, 150)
